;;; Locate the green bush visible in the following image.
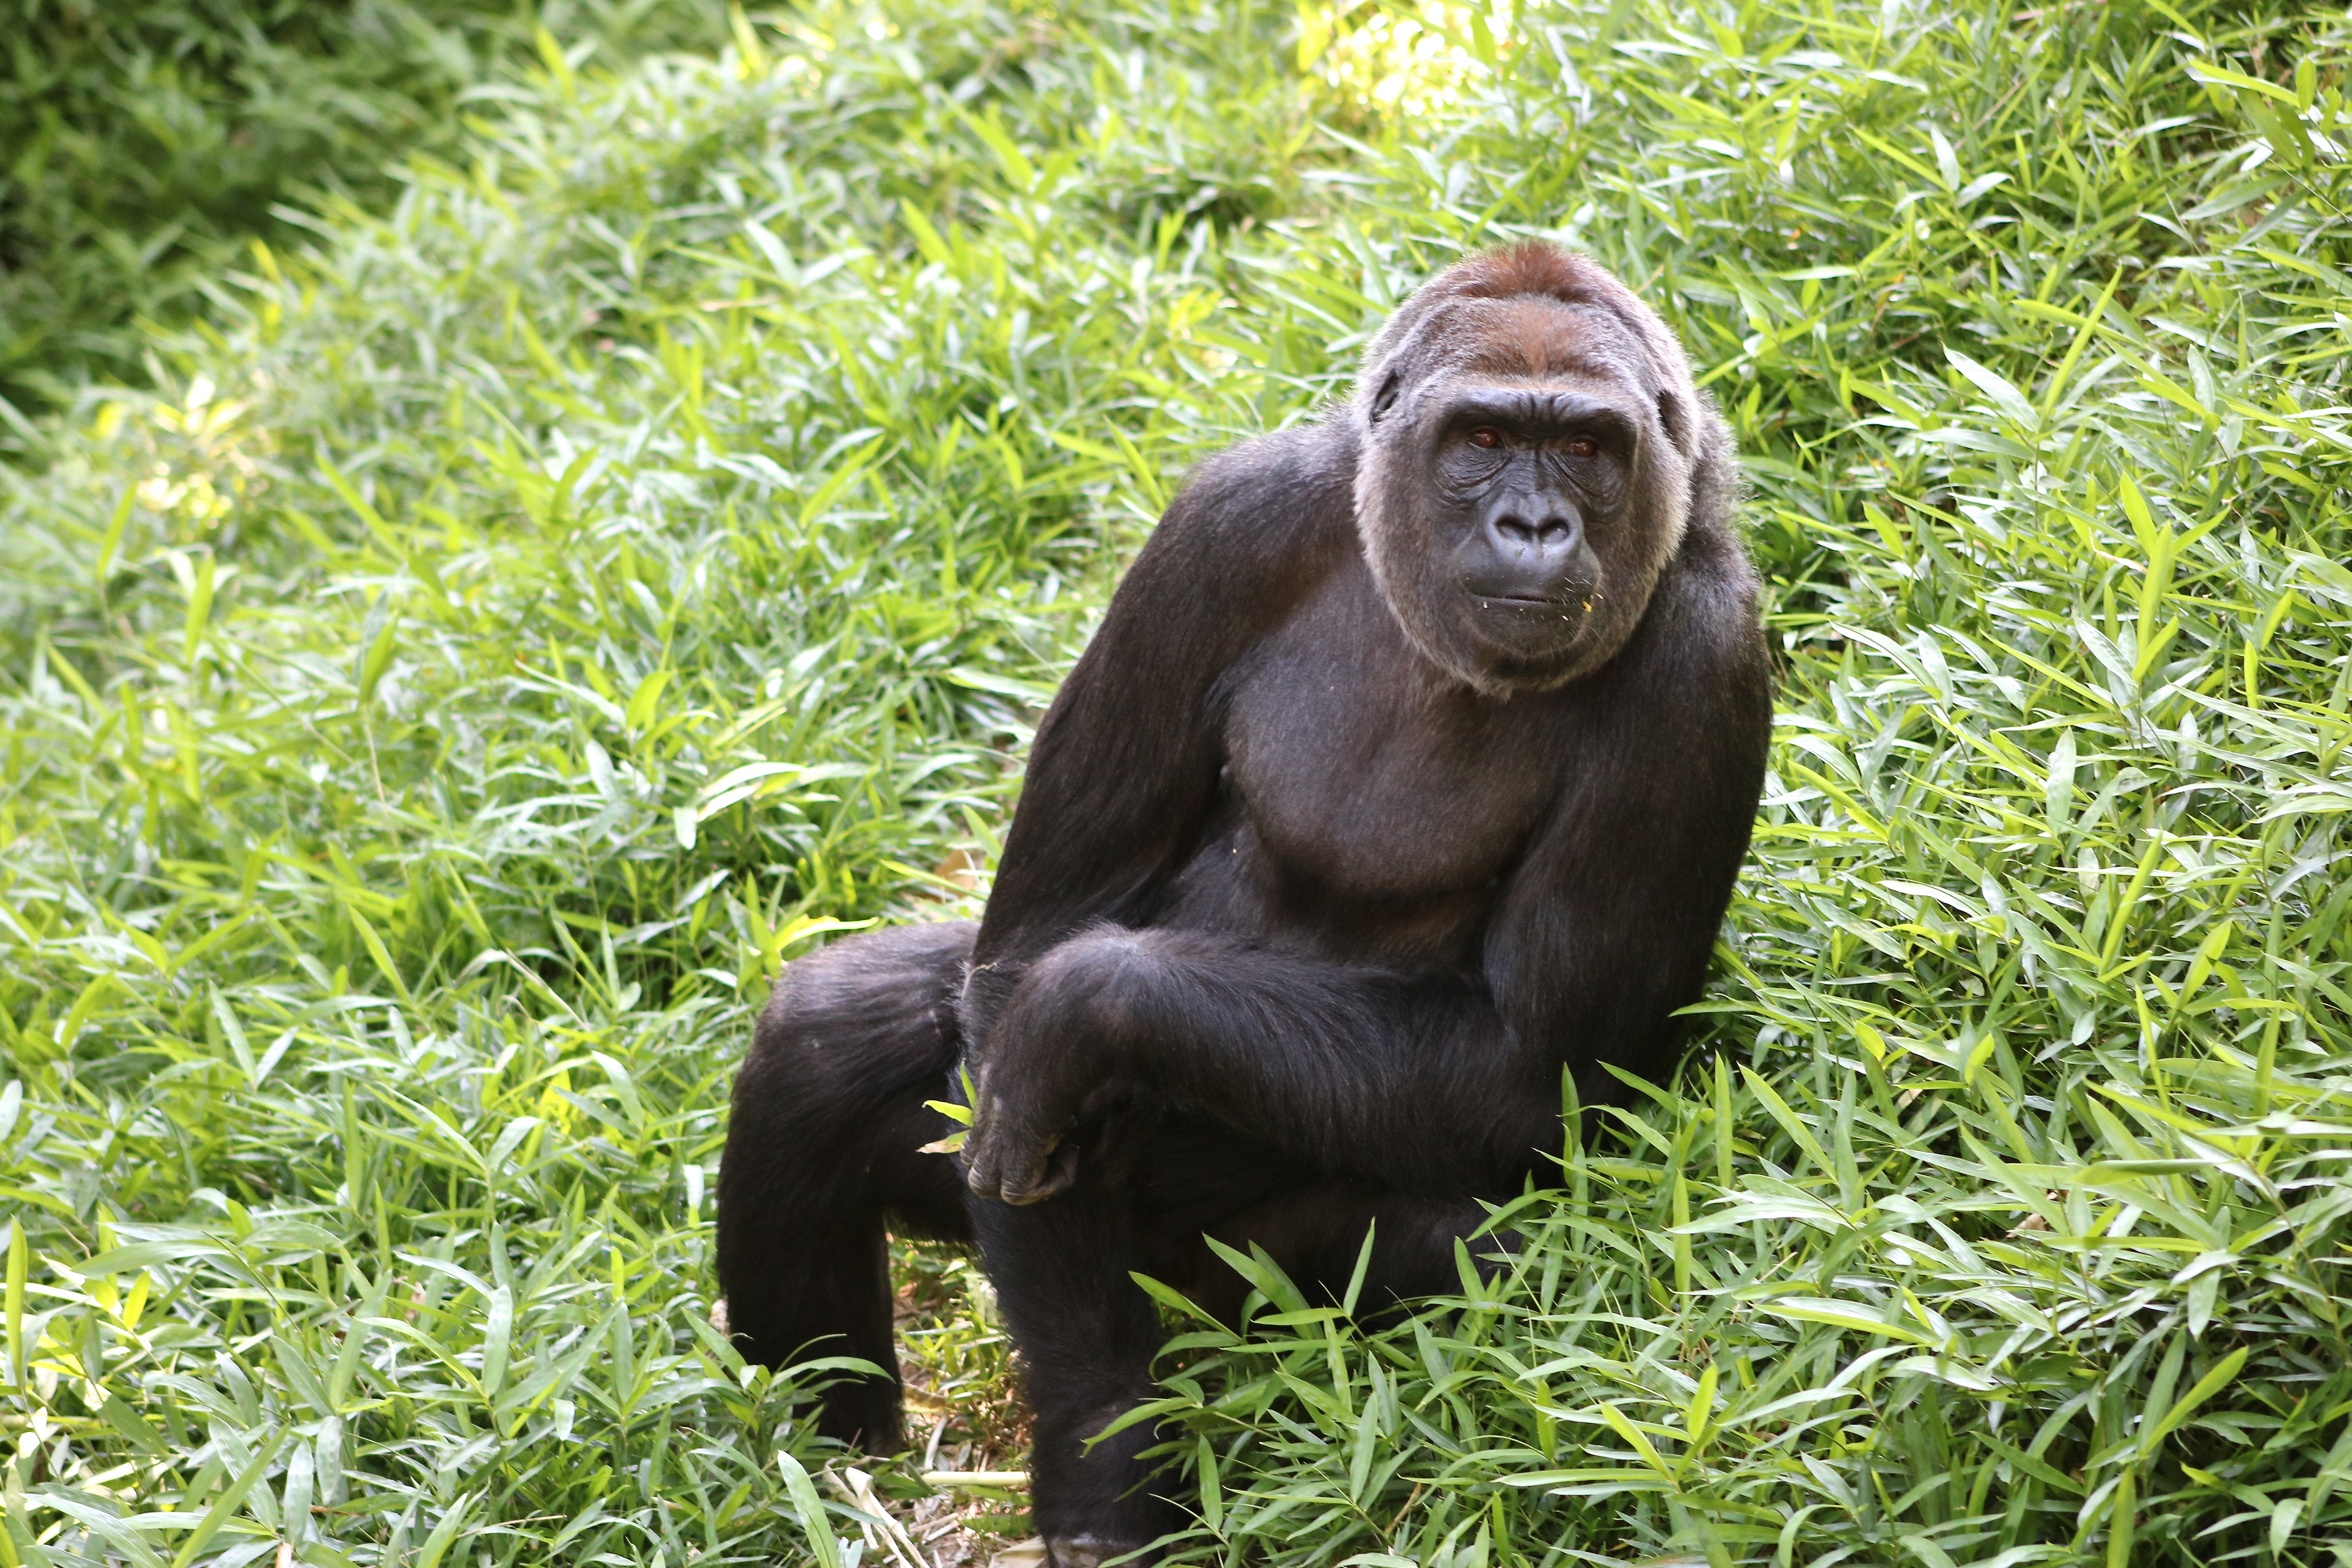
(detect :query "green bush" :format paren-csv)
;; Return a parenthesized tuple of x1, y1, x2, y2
(1, 0, 2348, 1563)
(0, 2, 1312, 1561)
(0, 0, 726, 419)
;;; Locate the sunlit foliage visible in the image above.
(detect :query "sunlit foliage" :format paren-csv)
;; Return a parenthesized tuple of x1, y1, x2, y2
(2, 0, 2349, 1564)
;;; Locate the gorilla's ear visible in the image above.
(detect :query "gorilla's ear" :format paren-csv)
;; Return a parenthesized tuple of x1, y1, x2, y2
(1654, 389, 1688, 455)
(1368, 370, 1403, 424)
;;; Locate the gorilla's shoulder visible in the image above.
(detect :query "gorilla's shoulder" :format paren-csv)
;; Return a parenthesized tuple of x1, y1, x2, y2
(1635, 515, 1771, 711)
(1159, 419, 1360, 555)
(1177, 418, 1358, 495)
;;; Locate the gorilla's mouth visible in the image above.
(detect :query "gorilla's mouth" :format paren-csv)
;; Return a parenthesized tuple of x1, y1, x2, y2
(1460, 586, 1605, 661)
(1466, 586, 1600, 615)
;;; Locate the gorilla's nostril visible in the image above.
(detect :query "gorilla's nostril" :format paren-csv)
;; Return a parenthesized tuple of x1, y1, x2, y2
(1489, 505, 1577, 554)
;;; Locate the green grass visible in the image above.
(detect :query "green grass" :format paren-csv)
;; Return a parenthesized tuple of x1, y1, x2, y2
(0, 0, 728, 421)
(3, 0, 2350, 1564)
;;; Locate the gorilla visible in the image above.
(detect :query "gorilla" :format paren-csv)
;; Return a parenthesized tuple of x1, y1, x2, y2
(717, 242, 1772, 1566)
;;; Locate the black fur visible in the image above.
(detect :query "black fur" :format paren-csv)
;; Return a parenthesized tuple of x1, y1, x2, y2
(716, 244, 1773, 1565)
(716, 920, 972, 1448)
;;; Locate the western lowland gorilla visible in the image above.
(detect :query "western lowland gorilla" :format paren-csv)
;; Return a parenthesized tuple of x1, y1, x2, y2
(717, 242, 1773, 1565)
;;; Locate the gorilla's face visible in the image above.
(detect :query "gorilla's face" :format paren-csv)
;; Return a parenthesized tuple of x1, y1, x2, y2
(1354, 297, 1695, 695)
(1427, 382, 1632, 666)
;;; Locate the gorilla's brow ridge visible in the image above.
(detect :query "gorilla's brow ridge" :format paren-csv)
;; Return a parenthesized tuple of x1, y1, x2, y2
(1443, 374, 1639, 408)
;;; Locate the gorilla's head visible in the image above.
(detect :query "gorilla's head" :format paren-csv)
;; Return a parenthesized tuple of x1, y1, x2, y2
(1352, 243, 1735, 695)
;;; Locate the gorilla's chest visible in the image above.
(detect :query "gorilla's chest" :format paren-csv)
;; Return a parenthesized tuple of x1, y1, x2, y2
(1220, 577, 1562, 904)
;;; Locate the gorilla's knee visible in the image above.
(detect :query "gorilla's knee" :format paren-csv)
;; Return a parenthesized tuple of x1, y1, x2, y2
(752, 919, 976, 1080)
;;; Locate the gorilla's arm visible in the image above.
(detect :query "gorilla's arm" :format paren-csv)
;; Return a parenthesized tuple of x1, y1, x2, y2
(962, 929, 1540, 1201)
(1483, 527, 1773, 1108)
(960, 426, 1355, 1045)
(962, 534, 1772, 1203)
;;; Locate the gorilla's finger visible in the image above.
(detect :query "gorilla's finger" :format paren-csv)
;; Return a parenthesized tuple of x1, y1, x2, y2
(964, 1139, 1011, 1200)
(1002, 1142, 1080, 1206)
(961, 1093, 1024, 1193)
(964, 1099, 1068, 1204)
(960, 1110, 1004, 1197)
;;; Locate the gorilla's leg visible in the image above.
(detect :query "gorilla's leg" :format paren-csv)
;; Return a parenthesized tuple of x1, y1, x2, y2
(1110, 1123, 1507, 1326)
(975, 1134, 1506, 1566)
(717, 920, 975, 1451)
(971, 1186, 1190, 1568)
(1200, 1185, 1509, 1321)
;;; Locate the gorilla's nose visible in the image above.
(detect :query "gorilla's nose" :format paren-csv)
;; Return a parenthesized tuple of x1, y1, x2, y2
(1459, 490, 1593, 604)
(1486, 502, 1583, 560)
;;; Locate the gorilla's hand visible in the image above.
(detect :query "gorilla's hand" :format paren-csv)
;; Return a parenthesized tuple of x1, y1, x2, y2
(962, 1062, 1083, 1205)
(960, 936, 1130, 1204)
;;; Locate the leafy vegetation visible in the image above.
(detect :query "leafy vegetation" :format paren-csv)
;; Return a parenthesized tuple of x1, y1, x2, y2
(3, 0, 2350, 1564)
(0, 0, 727, 418)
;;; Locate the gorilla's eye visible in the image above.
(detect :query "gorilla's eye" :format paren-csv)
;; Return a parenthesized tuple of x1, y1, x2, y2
(1565, 437, 1597, 458)
(1468, 428, 1504, 449)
